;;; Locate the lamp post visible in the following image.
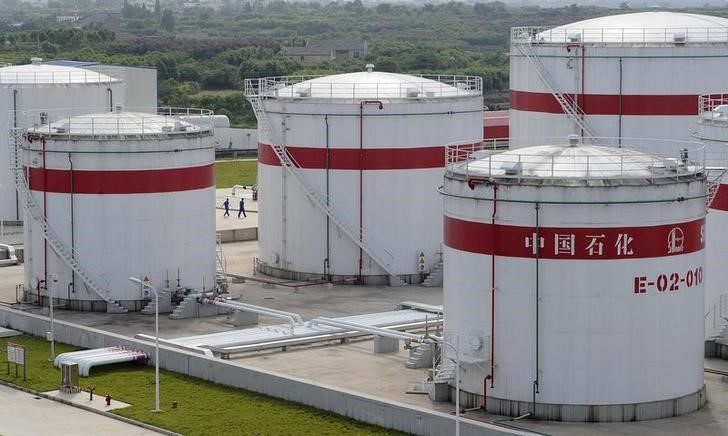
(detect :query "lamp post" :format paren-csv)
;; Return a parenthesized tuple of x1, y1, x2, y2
(48, 273, 58, 361)
(430, 335, 461, 436)
(129, 276, 160, 413)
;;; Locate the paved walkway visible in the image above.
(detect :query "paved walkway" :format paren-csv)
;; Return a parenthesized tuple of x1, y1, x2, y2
(0, 384, 160, 436)
(215, 187, 258, 231)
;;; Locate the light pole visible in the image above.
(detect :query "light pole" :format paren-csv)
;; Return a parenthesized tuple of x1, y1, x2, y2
(129, 276, 161, 413)
(430, 335, 461, 436)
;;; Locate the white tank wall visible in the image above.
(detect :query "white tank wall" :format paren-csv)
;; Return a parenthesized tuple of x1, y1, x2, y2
(120, 66, 157, 109)
(0, 82, 124, 222)
(258, 97, 482, 277)
(443, 179, 706, 406)
(23, 135, 215, 306)
(509, 44, 728, 150)
(696, 120, 728, 335)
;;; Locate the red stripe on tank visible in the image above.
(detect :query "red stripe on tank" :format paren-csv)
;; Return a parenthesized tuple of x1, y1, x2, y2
(509, 90, 698, 116)
(710, 184, 728, 211)
(258, 143, 448, 169)
(444, 215, 705, 259)
(27, 164, 214, 194)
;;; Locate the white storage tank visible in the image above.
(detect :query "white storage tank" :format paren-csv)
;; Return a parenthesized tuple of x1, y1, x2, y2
(0, 58, 125, 223)
(19, 109, 216, 312)
(441, 137, 707, 421)
(247, 68, 483, 283)
(509, 12, 728, 150)
(694, 93, 728, 338)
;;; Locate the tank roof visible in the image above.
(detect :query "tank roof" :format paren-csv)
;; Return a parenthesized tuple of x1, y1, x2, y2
(30, 111, 213, 138)
(447, 142, 705, 184)
(247, 70, 481, 100)
(0, 62, 118, 85)
(515, 12, 728, 44)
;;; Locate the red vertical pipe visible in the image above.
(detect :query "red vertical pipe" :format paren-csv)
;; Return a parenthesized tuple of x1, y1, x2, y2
(467, 177, 497, 410)
(489, 184, 497, 392)
(42, 136, 48, 292)
(358, 100, 383, 282)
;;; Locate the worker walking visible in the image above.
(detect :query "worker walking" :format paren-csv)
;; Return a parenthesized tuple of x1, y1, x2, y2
(238, 197, 246, 218)
(222, 198, 230, 217)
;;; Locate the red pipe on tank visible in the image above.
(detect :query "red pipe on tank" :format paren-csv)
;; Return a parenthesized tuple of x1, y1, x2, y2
(489, 183, 497, 393)
(483, 374, 492, 411)
(467, 176, 498, 405)
(42, 136, 48, 289)
(358, 100, 383, 282)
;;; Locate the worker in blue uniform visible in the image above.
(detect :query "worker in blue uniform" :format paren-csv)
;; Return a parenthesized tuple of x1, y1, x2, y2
(238, 197, 247, 218)
(223, 198, 230, 217)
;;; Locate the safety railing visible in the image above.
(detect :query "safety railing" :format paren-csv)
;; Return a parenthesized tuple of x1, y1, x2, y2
(12, 107, 215, 140)
(698, 93, 728, 126)
(445, 137, 710, 182)
(0, 65, 124, 85)
(706, 293, 728, 339)
(244, 74, 482, 99)
(511, 26, 728, 45)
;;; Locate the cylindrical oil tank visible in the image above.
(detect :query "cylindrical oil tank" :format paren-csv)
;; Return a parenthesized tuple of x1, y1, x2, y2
(250, 69, 483, 284)
(21, 109, 216, 311)
(441, 138, 706, 421)
(509, 12, 728, 150)
(694, 93, 728, 338)
(0, 58, 125, 222)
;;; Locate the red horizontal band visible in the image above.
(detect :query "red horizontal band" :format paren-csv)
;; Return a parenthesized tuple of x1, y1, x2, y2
(258, 143, 446, 170)
(27, 164, 214, 194)
(444, 215, 705, 259)
(710, 184, 728, 211)
(510, 90, 698, 116)
(484, 125, 509, 139)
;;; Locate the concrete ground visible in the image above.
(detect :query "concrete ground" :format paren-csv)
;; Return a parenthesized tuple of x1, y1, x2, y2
(215, 187, 258, 231)
(47, 389, 132, 412)
(2, 235, 728, 435)
(0, 384, 159, 436)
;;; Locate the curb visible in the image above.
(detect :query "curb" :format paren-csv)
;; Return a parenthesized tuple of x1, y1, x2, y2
(0, 379, 180, 436)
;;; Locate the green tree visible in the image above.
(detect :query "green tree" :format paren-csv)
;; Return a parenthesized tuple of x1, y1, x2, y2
(160, 9, 175, 32)
(154, 0, 161, 16)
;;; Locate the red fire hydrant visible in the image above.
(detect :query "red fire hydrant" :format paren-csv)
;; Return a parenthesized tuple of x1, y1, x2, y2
(105, 394, 112, 406)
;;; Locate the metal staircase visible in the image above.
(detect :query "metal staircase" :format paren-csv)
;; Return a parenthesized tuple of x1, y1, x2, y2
(215, 233, 229, 293)
(515, 39, 597, 142)
(706, 293, 728, 340)
(432, 344, 457, 382)
(8, 129, 127, 313)
(244, 79, 405, 285)
(705, 167, 727, 209)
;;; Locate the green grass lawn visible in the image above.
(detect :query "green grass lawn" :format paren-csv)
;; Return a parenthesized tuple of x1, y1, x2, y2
(215, 159, 258, 189)
(0, 335, 404, 436)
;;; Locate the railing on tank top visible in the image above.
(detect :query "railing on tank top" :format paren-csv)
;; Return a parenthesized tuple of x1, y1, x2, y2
(698, 93, 728, 127)
(243, 74, 482, 99)
(10, 107, 216, 140)
(511, 26, 728, 45)
(0, 65, 126, 85)
(445, 137, 713, 183)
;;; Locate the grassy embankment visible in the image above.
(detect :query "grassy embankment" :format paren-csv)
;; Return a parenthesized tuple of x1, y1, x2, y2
(0, 335, 403, 436)
(215, 159, 257, 189)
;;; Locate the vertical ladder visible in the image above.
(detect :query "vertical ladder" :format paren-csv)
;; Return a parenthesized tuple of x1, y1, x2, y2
(8, 129, 127, 313)
(244, 79, 403, 284)
(515, 39, 597, 142)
